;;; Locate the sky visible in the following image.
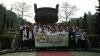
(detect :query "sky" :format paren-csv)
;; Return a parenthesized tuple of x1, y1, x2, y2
(0, 0, 99, 23)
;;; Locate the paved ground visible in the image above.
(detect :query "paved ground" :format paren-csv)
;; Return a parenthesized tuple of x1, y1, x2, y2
(0, 51, 100, 56)
(71, 51, 100, 56)
(0, 52, 36, 56)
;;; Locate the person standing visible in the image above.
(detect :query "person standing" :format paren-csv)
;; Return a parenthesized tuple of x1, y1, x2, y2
(19, 25, 24, 49)
(27, 26, 34, 50)
(68, 26, 76, 49)
(75, 30, 86, 49)
(22, 26, 27, 49)
(79, 30, 86, 49)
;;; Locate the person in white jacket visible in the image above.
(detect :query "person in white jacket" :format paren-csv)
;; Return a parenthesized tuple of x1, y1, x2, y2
(27, 26, 35, 50)
(22, 27, 27, 41)
(22, 26, 28, 48)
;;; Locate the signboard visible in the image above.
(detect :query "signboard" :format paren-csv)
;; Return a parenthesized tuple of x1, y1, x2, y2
(34, 33, 69, 47)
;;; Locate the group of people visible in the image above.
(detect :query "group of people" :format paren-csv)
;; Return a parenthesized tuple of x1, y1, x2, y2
(19, 23, 87, 49)
(33, 23, 69, 35)
(19, 24, 35, 49)
(68, 26, 87, 49)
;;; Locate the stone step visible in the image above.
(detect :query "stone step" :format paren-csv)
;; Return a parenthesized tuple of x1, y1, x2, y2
(0, 49, 8, 55)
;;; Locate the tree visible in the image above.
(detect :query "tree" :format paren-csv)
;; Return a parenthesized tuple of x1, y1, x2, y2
(87, 12, 96, 33)
(68, 18, 80, 27)
(82, 12, 88, 30)
(95, 0, 100, 35)
(6, 10, 17, 28)
(69, 18, 76, 25)
(2, 13, 7, 29)
(0, 3, 27, 32)
(69, 11, 97, 31)
(12, 2, 31, 19)
(61, 1, 77, 21)
(76, 18, 80, 27)
(0, 4, 7, 29)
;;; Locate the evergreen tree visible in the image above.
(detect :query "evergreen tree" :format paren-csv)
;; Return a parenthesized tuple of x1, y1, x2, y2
(76, 18, 80, 27)
(95, 0, 100, 35)
(0, 4, 26, 32)
(0, 4, 6, 29)
(2, 13, 6, 29)
(87, 12, 96, 33)
(82, 12, 88, 30)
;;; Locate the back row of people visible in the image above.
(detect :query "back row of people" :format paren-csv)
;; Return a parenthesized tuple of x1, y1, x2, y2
(19, 23, 87, 49)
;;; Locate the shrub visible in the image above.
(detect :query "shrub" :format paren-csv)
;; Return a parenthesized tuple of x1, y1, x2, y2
(0, 28, 4, 35)
(0, 32, 15, 49)
(87, 34, 100, 48)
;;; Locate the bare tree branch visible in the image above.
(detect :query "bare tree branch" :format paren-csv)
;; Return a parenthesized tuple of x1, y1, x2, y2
(11, 2, 31, 19)
(59, 1, 78, 21)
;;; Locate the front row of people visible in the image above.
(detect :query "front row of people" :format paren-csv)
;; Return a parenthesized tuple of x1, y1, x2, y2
(19, 24, 87, 50)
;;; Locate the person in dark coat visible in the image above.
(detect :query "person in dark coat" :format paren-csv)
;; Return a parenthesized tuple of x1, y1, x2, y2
(68, 27, 76, 49)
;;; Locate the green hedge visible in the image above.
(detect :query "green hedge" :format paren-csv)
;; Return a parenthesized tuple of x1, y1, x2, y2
(0, 32, 15, 49)
(0, 28, 4, 35)
(87, 34, 100, 48)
